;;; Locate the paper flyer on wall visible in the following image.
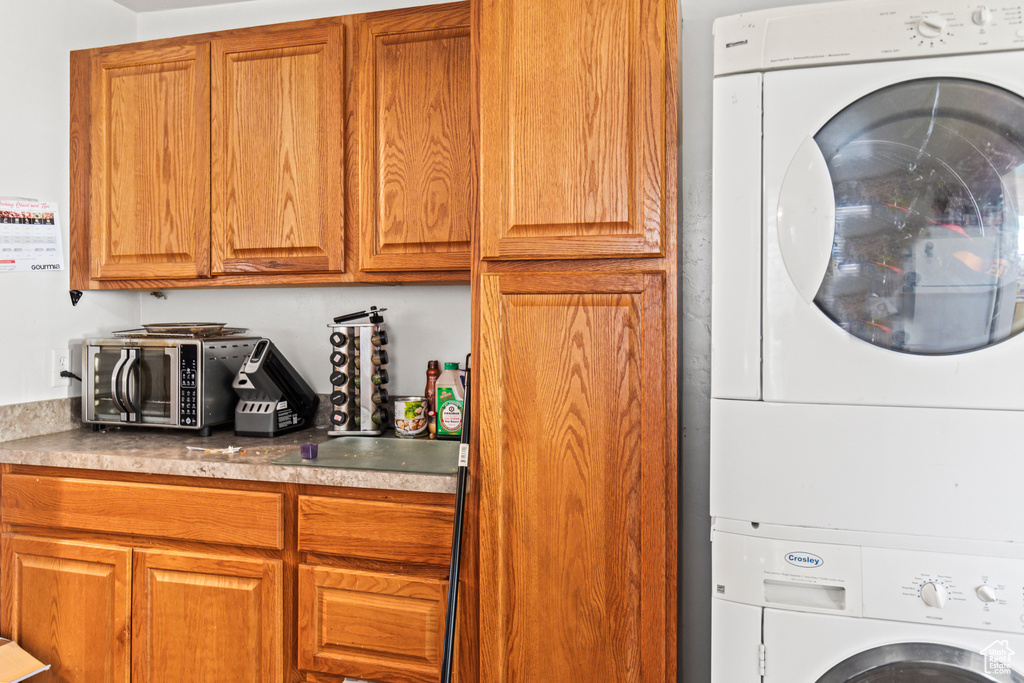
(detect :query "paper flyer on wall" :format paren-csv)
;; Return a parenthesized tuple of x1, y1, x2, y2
(0, 199, 64, 273)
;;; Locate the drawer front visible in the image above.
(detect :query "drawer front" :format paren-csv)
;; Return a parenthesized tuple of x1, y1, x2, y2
(298, 564, 447, 683)
(2, 474, 284, 549)
(298, 495, 452, 565)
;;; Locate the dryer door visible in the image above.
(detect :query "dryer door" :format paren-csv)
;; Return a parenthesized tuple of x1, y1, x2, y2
(816, 643, 1024, 682)
(761, 54, 1024, 409)
(805, 78, 1024, 356)
(763, 608, 1024, 683)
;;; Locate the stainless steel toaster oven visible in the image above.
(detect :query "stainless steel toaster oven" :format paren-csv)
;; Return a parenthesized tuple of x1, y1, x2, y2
(82, 335, 259, 435)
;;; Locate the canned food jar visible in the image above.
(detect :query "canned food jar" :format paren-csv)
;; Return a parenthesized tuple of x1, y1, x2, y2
(393, 396, 428, 438)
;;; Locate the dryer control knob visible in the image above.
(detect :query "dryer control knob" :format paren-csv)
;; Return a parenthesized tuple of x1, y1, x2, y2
(917, 14, 947, 38)
(921, 581, 948, 608)
(972, 7, 993, 25)
(976, 584, 998, 603)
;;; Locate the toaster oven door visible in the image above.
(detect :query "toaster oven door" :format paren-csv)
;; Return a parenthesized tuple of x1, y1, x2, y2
(86, 344, 179, 425)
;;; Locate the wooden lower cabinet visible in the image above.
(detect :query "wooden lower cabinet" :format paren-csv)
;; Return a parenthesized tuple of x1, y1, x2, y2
(2, 534, 131, 683)
(132, 550, 283, 683)
(298, 566, 447, 683)
(476, 270, 675, 681)
(0, 470, 456, 683)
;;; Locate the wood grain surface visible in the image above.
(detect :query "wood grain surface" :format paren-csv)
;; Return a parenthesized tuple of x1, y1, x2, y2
(71, 14, 473, 289)
(298, 564, 447, 683)
(211, 24, 345, 275)
(132, 549, 283, 682)
(358, 3, 474, 272)
(476, 271, 671, 682)
(2, 474, 284, 550)
(477, 0, 669, 260)
(298, 495, 453, 566)
(89, 43, 211, 281)
(2, 534, 131, 683)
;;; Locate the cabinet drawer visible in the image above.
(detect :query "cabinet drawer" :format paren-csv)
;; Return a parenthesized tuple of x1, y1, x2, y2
(298, 564, 447, 683)
(297, 495, 452, 565)
(2, 474, 283, 549)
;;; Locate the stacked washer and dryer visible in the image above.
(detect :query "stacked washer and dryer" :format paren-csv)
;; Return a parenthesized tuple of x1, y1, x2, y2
(711, 1, 1024, 680)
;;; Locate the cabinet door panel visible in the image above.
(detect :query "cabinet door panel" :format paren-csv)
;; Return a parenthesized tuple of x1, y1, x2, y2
(298, 495, 453, 566)
(90, 44, 210, 280)
(298, 564, 447, 683)
(2, 474, 284, 550)
(477, 271, 671, 681)
(358, 4, 473, 272)
(2, 534, 131, 683)
(132, 549, 282, 683)
(212, 25, 344, 275)
(478, 0, 670, 260)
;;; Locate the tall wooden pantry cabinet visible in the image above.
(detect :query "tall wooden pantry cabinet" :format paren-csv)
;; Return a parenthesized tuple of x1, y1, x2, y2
(467, 0, 678, 680)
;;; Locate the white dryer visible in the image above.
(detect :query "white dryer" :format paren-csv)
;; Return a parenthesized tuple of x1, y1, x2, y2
(712, 521, 1024, 682)
(711, 0, 1024, 540)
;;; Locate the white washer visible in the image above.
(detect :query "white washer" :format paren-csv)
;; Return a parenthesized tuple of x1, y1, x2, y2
(712, 521, 1024, 682)
(711, 0, 1024, 540)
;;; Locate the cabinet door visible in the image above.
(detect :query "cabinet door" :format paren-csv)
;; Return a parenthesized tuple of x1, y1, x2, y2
(477, 0, 672, 260)
(1, 534, 131, 683)
(89, 43, 210, 280)
(477, 271, 673, 681)
(298, 565, 447, 683)
(132, 549, 282, 683)
(358, 4, 473, 272)
(212, 25, 344, 275)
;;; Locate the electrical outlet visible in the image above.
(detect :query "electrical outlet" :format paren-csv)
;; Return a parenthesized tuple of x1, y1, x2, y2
(51, 349, 70, 387)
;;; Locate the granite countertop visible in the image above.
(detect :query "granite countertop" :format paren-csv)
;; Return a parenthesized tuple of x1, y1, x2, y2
(0, 425, 458, 494)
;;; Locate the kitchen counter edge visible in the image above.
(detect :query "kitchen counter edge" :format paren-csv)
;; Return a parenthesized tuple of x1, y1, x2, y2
(0, 426, 457, 495)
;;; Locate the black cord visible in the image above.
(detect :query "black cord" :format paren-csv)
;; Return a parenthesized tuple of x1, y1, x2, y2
(60, 370, 81, 382)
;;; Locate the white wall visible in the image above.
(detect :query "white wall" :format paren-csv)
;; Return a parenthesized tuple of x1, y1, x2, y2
(0, 0, 139, 407)
(139, 286, 470, 397)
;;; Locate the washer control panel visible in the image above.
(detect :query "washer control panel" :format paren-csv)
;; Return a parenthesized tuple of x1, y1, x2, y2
(715, 0, 1024, 75)
(863, 546, 1024, 633)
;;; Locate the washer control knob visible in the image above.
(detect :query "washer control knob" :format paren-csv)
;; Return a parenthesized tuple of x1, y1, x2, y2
(972, 7, 993, 25)
(921, 581, 948, 608)
(976, 584, 998, 603)
(917, 14, 947, 38)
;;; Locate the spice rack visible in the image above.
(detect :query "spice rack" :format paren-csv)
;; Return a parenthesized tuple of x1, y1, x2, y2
(327, 307, 390, 436)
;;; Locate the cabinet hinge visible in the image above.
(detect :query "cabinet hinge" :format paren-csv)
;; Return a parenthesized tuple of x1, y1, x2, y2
(759, 642, 766, 678)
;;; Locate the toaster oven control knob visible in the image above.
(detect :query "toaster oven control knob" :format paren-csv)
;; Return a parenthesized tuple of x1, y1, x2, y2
(920, 581, 948, 608)
(976, 584, 998, 603)
(917, 14, 947, 38)
(972, 7, 993, 26)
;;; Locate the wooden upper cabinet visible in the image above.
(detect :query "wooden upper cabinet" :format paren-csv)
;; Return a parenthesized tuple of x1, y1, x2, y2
(89, 43, 211, 280)
(477, 0, 671, 260)
(211, 24, 345, 275)
(358, 3, 473, 272)
(476, 270, 673, 681)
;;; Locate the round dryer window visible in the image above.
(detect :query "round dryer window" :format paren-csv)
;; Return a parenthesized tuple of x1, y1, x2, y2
(809, 78, 1024, 355)
(815, 642, 1024, 682)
